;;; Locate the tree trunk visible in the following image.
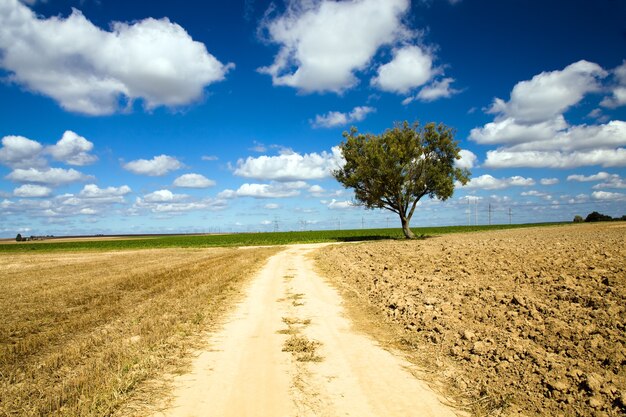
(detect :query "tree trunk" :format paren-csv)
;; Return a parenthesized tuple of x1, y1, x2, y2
(400, 216, 416, 239)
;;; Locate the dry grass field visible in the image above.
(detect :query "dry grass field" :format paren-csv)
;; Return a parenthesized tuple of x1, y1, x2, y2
(0, 247, 279, 417)
(316, 223, 626, 416)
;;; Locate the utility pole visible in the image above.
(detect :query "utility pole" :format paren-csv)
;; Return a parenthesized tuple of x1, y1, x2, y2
(509, 207, 512, 225)
(273, 217, 279, 233)
(488, 203, 493, 226)
(386, 216, 390, 228)
(361, 216, 365, 229)
(467, 199, 471, 226)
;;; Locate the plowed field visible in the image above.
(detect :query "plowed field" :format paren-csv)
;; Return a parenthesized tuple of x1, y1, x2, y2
(316, 223, 626, 416)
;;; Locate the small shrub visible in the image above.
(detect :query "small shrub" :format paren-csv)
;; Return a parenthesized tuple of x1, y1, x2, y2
(573, 215, 584, 223)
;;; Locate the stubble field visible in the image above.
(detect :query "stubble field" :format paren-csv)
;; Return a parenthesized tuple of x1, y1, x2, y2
(316, 222, 626, 416)
(0, 247, 279, 416)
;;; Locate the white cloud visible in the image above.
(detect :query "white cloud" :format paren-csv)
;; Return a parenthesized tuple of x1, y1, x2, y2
(470, 116, 568, 146)
(311, 106, 375, 128)
(47, 131, 97, 166)
(135, 197, 226, 213)
(234, 147, 344, 181)
(593, 176, 626, 189)
(258, 0, 411, 93)
(540, 178, 559, 186)
(567, 172, 611, 182)
(201, 155, 218, 161)
(123, 155, 182, 176)
(371, 45, 434, 94)
(218, 181, 307, 199)
(601, 60, 626, 108)
(471, 61, 626, 169)
(460, 174, 535, 190)
(592, 191, 626, 201)
(327, 199, 355, 210)
(79, 184, 131, 198)
(173, 173, 215, 188)
(486, 60, 606, 124)
(484, 148, 626, 169)
(0, 0, 233, 115)
(143, 189, 187, 203)
(13, 184, 52, 197)
(6, 167, 92, 185)
(309, 184, 325, 196)
(506, 121, 626, 152)
(416, 77, 459, 102)
(567, 172, 626, 189)
(264, 203, 280, 209)
(0, 135, 46, 169)
(455, 149, 477, 169)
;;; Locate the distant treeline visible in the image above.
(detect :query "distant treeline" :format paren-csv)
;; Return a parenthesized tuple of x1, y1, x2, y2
(573, 212, 626, 223)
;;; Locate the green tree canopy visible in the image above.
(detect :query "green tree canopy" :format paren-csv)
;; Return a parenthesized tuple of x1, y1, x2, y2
(333, 121, 470, 239)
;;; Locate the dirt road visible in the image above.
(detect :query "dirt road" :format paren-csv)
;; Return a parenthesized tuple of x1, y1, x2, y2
(153, 244, 458, 417)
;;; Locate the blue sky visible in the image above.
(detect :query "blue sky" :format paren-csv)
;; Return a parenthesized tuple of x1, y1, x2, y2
(0, 0, 625, 237)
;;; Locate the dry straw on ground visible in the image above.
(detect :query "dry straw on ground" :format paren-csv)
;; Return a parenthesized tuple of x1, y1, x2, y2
(0, 247, 278, 417)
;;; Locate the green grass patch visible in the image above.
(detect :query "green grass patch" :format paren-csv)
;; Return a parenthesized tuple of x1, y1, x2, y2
(0, 222, 568, 253)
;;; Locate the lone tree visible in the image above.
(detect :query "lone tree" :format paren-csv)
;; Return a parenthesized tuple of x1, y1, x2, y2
(15, 233, 22, 242)
(333, 121, 470, 239)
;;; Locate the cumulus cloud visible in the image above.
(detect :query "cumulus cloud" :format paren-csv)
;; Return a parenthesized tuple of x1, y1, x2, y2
(0, 135, 46, 169)
(13, 184, 52, 197)
(540, 178, 559, 186)
(470, 60, 626, 169)
(567, 172, 611, 182)
(567, 172, 626, 189)
(142, 189, 188, 203)
(0, 0, 233, 115)
(311, 106, 375, 128)
(601, 60, 626, 108)
(47, 131, 97, 165)
(123, 155, 182, 176)
(455, 149, 477, 169)
(173, 173, 215, 188)
(79, 184, 131, 198)
(591, 191, 625, 201)
(371, 45, 434, 94)
(0, 131, 98, 170)
(234, 147, 344, 181)
(308, 184, 325, 196)
(460, 174, 535, 190)
(258, 0, 411, 93)
(593, 176, 626, 189)
(218, 181, 307, 199)
(2, 184, 130, 218)
(415, 77, 459, 102)
(484, 148, 626, 169)
(134, 194, 225, 214)
(470, 116, 569, 146)
(486, 60, 606, 124)
(6, 167, 92, 185)
(326, 199, 356, 210)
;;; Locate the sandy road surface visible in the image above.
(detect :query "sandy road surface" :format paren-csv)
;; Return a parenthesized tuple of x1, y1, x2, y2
(153, 244, 458, 417)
